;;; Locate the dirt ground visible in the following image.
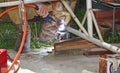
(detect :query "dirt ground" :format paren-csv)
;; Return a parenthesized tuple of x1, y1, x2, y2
(8, 47, 99, 73)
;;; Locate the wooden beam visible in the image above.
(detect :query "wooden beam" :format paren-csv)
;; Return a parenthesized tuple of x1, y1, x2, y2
(54, 37, 96, 51)
(84, 48, 115, 55)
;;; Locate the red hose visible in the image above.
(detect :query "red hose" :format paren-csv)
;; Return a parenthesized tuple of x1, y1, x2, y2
(0, 6, 18, 17)
(0, 4, 35, 18)
(5, 24, 27, 73)
(0, 4, 35, 73)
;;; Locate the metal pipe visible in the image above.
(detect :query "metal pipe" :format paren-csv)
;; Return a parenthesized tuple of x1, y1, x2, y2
(0, 0, 56, 7)
(0, 1, 20, 7)
(87, 0, 93, 37)
(24, 0, 56, 4)
(66, 26, 120, 54)
(89, 9, 103, 42)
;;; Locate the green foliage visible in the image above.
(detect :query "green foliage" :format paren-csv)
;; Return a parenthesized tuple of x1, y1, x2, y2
(102, 31, 120, 43)
(115, 0, 120, 2)
(0, 22, 53, 49)
(30, 22, 41, 38)
(0, 23, 17, 49)
(31, 37, 52, 48)
(95, 0, 101, 3)
(30, 22, 52, 49)
(71, 6, 86, 30)
(70, 5, 86, 37)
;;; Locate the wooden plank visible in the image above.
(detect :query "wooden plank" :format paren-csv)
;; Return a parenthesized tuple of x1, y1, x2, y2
(52, 49, 84, 55)
(84, 48, 115, 55)
(54, 37, 96, 51)
(93, 9, 120, 22)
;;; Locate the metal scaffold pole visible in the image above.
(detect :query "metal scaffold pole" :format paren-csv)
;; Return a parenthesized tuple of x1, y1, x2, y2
(61, 0, 120, 54)
(66, 26, 120, 54)
(87, 0, 93, 37)
(0, 0, 56, 7)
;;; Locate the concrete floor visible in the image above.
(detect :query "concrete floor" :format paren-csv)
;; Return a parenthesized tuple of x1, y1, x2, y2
(8, 47, 99, 73)
(7, 42, 120, 73)
(18, 55, 99, 73)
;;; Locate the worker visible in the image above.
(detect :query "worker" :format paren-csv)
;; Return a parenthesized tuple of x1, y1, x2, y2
(36, 0, 77, 42)
(0, 0, 77, 53)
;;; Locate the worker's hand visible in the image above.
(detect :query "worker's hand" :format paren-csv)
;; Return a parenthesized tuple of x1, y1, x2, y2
(35, 3, 49, 18)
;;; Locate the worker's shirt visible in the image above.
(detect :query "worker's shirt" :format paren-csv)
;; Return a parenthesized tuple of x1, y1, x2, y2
(0, 0, 77, 24)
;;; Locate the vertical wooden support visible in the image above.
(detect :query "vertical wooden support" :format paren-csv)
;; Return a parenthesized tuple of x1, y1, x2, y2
(61, 0, 88, 36)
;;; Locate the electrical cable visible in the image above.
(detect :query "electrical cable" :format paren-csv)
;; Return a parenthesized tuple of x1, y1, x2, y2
(4, 1, 27, 72)
(7, 55, 20, 73)
(0, 2, 35, 73)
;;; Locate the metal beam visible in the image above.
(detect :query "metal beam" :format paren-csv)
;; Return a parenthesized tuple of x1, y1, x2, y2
(66, 26, 120, 54)
(87, 0, 93, 37)
(0, 0, 56, 7)
(24, 0, 56, 4)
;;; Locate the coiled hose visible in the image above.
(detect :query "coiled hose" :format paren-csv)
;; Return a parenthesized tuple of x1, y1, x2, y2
(0, 4, 35, 73)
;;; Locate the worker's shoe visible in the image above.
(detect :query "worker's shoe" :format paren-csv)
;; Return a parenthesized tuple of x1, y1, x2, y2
(15, 25, 31, 53)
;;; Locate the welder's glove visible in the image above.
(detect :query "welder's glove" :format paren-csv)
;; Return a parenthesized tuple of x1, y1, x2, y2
(35, 3, 49, 18)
